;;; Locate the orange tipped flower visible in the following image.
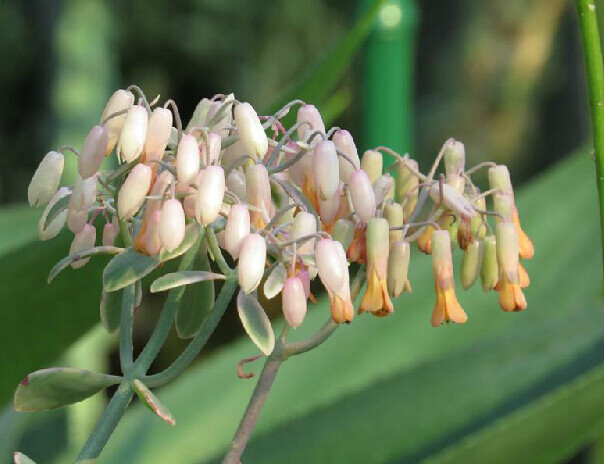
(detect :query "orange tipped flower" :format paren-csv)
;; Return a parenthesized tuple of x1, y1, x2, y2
(496, 222, 527, 312)
(359, 218, 394, 317)
(431, 229, 468, 327)
(417, 225, 434, 254)
(315, 239, 354, 323)
(513, 207, 534, 260)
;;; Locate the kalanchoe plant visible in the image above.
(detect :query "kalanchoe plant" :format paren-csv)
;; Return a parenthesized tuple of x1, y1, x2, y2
(16, 85, 534, 463)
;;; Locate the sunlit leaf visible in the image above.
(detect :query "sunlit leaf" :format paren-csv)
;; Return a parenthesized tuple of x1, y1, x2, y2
(150, 271, 226, 293)
(236, 290, 275, 356)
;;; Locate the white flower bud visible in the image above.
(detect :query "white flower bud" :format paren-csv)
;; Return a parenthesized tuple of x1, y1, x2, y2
(102, 221, 118, 247)
(429, 183, 476, 219)
(117, 104, 148, 163)
(144, 107, 173, 162)
(292, 211, 317, 256)
(282, 276, 307, 328)
(69, 223, 96, 269)
(361, 150, 383, 184)
(349, 169, 376, 222)
(202, 132, 222, 166)
(234, 102, 268, 160)
(79, 126, 108, 179)
(67, 208, 88, 234)
(118, 164, 152, 220)
(38, 187, 70, 240)
(313, 140, 340, 200)
(145, 210, 162, 256)
(176, 134, 201, 185)
(226, 169, 247, 202)
(224, 204, 250, 259)
(238, 233, 266, 293)
(315, 239, 346, 294)
(101, 89, 134, 154)
(28, 151, 64, 207)
(195, 165, 225, 226)
(333, 129, 360, 184)
(296, 104, 325, 144)
(158, 199, 186, 252)
(319, 182, 342, 224)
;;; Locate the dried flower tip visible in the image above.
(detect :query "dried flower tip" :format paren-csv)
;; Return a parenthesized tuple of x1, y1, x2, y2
(296, 104, 325, 144)
(282, 276, 308, 328)
(118, 164, 153, 220)
(159, 199, 186, 252)
(349, 169, 377, 223)
(361, 150, 383, 184)
(461, 239, 483, 290)
(101, 89, 134, 154)
(332, 219, 355, 252)
(313, 140, 340, 200)
(332, 129, 360, 183)
(28, 151, 64, 207)
(383, 202, 404, 245)
(238, 233, 267, 293)
(429, 183, 476, 219)
(246, 163, 272, 229)
(360, 218, 393, 316)
(396, 159, 419, 220)
(117, 104, 148, 163)
(69, 223, 96, 269)
(176, 134, 201, 185)
(224, 204, 251, 259)
(195, 166, 225, 226)
(79, 126, 108, 179)
(480, 235, 499, 292)
(387, 239, 411, 298)
(234, 102, 268, 160)
(144, 107, 173, 162)
(38, 187, 70, 240)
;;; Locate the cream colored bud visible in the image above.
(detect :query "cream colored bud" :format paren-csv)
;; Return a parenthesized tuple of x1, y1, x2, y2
(496, 221, 519, 283)
(176, 134, 201, 185)
(429, 183, 476, 219)
(148, 170, 174, 216)
(444, 140, 465, 179)
(226, 169, 247, 202)
(102, 221, 118, 247)
(282, 276, 307, 328)
(246, 163, 272, 228)
(118, 164, 152, 220)
(349, 169, 376, 222)
(396, 159, 419, 220)
(319, 182, 342, 224)
(333, 129, 360, 183)
(488, 165, 514, 198)
(67, 208, 88, 234)
(461, 239, 483, 290)
(234, 102, 268, 160)
(387, 240, 411, 298)
(159, 199, 186, 252)
(315, 239, 346, 294)
(195, 165, 225, 226)
(361, 150, 383, 184)
(117, 104, 148, 163)
(69, 223, 96, 269)
(373, 174, 395, 206)
(145, 210, 162, 256)
(224, 204, 250, 259)
(79, 126, 108, 179)
(101, 89, 134, 154)
(292, 211, 317, 256)
(38, 187, 69, 240)
(203, 132, 222, 166)
(296, 104, 325, 143)
(313, 140, 340, 200)
(481, 235, 499, 292)
(383, 202, 404, 244)
(28, 151, 64, 207)
(144, 107, 173, 162)
(332, 219, 355, 251)
(238, 233, 267, 293)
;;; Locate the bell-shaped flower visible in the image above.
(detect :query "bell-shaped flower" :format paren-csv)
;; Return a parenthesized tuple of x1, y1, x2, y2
(396, 159, 419, 220)
(296, 104, 325, 144)
(102, 219, 119, 247)
(117, 104, 148, 163)
(383, 202, 403, 245)
(313, 140, 340, 200)
(195, 165, 225, 226)
(224, 204, 250, 259)
(282, 276, 307, 328)
(234, 102, 268, 160)
(387, 239, 411, 298)
(118, 164, 152, 220)
(69, 223, 96, 269)
(360, 218, 394, 316)
(246, 163, 272, 229)
(361, 150, 383, 184)
(28, 151, 64, 207)
(333, 129, 360, 184)
(431, 229, 468, 326)
(481, 235, 499, 292)
(176, 134, 201, 185)
(202, 132, 222, 166)
(496, 221, 527, 312)
(349, 169, 376, 223)
(159, 199, 186, 252)
(38, 187, 70, 240)
(101, 89, 134, 154)
(79, 126, 108, 179)
(144, 107, 173, 162)
(292, 211, 317, 255)
(315, 238, 354, 323)
(238, 233, 267, 293)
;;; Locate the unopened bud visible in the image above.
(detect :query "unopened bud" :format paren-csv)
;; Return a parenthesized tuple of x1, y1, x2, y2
(387, 239, 411, 298)
(429, 183, 475, 219)
(319, 182, 342, 224)
(238, 233, 267, 293)
(69, 223, 96, 269)
(224, 204, 250, 259)
(177, 134, 201, 185)
(396, 159, 419, 220)
(461, 239, 483, 290)
(183, 171, 202, 218)
(186, 98, 212, 134)
(117, 105, 148, 163)
(101, 89, 135, 154)
(349, 169, 376, 223)
(38, 187, 70, 240)
(102, 220, 118, 247)
(70, 175, 97, 212)
(144, 107, 173, 162)
(488, 165, 514, 197)
(315, 239, 346, 294)
(361, 150, 383, 184)
(313, 140, 340, 200)
(444, 139, 465, 179)
(493, 193, 514, 222)
(203, 132, 222, 166)
(481, 235, 499, 292)
(469, 195, 487, 240)
(246, 163, 272, 228)
(79, 126, 108, 179)
(296, 104, 325, 144)
(373, 174, 395, 206)
(282, 276, 307, 328)
(195, 166, 225, 226)
(292, 211, 317, 256)
(383, 202, 404, 245)
(148, 170, 174, 216)
(234, 102, 268, 160)
(159, 199, 186, 252)
(145, 210, 162, 256)
(332, 130, 360, 183)
(118, 164, 152, 220)
(332, 219, 355, 251)
(28, 151, 64, 207)
(226, 169, 247, 202)
(67, 208, 88, 234)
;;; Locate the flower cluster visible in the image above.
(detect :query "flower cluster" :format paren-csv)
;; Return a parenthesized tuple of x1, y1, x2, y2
(28, 86, 533, 329)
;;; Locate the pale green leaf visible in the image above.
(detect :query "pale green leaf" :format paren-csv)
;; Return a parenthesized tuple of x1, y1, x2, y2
(236, 290, 275, 355)
(102, 248, 160, 292)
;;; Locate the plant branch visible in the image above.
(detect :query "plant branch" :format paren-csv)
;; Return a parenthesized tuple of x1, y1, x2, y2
(118, 284, 136, 372)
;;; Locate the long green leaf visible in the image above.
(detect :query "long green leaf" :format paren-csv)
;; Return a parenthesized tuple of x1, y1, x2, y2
(103, 248, 160, 292)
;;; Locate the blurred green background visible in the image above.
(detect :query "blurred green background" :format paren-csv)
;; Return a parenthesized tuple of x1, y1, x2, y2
(1, 0, 603, 463)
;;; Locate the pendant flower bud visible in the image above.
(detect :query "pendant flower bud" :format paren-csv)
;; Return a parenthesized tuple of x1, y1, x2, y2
(373, 174, 395, 206)
(238, 233, 267, 293)
(383, 202, 404, 245)
(203, 132, 222, 166)
(183, 171, 202, 219)
(246, 163, 272, 229)
(206, 95, 234, 135)
(361, 150, 383, 184)
(118, 164, 152, 220)
(333, 129, 360, 183)
(159, 199, 186, 252)
(38, 187, 70, 240)
(101, 89, 134, 154)
(313, 140, 340, 200)
(117, 104, 148, 163)
(70, 175, 97, 212)
(481, 235, 499, 292)
(431, 229, 468, 326)
(387, 239, 411, 298)
(67, 208, 88, 234)
(461, 239, 483, 290)
(292, 211, 317, 256)
(148, 170, 174, 217)
(177, 134, 201, 185)
(224, 204, 250, 259)
(429, 183, 476, 220)
(315, 239, 354, 323)
(296, 104, 325, 144)
(102, 221, 118, 247)
(349, 169, 376, 223)
(444, 140, 465, 180)
(234, 102, 268, 160)
(195, 166, 225, 226)
(226, 169, 247, 202)
(493, 192, 514, 222)
(282, 276, 307, 328)
(496, 221, 527, 312)
(28, 151, 64, 207)
(69, 223, 96, 269)
(360, 218, 394, 316)
(145, 210, 162, 256)
(319, 182, 342, 224)
(396, 159, 419, 220)
(79, 126, 108, 179)
(332, 219, 355, 252)
(144, 107, 173, 162)
(469, 195, 487, 240)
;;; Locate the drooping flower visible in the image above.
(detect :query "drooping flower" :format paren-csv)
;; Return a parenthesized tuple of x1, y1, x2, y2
(396, 159, 419, 220)
(315, 238, 354, 323)
(332, 129, 360, 184)
(101, 89, 135, 155)
(313, 140, 340, 200)
(195, 166, 225, 226)
(118, 164, 152, 220)
(360, 150, 383, 185)
(117, 104, 148, 163)
(387, 239, 411, 298)
(496, 221, 527, 312)
(296, 104, 325, 144)
(349, 169, 376, 223)
(69, 223, 96, 269)
(481, 235, 499, 292)
(38, 187, 70, 240)
(224, 204, 251, 259)
(28, 151, 64, 207)
(176, 134, 201, 185)
(234, 102, 268, 160)
(246, 163, 272, 229)
(238, 233, 267, 293)
(461, 239, 483, 290)
(159, 199, 186, 252)
(144, 107, 173, 163)
(282, 276, 308, 328)
(79, 126, 108, 179)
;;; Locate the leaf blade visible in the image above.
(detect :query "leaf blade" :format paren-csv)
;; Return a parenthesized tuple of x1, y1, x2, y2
(132, 379, 176, 426)
(103, 248, 160, 292)
(236, 290, 275, 356)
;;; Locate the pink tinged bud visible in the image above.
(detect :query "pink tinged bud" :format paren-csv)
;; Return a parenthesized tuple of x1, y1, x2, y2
(333, 130, 360, 183)
(234, 102, 268, 160)
(148, 170, 174, 216)
(67, 208, 88, 234)
(496, 221, 519, 283)
(481, 235, 499, 292)
(117, 105, 148, 163)
(39, 187, 70, 240)
(373, 174, 395, 206)
(145, 210, 162, 256)
(332, 219, 355, 251)
(195, 165, 225, 226)
(361, 150, 383, 184)
(292, 211, 317, 255)
(387, 240, 411, 298)
(102, 222, 118, 247)
(70, 175, 97, 212)
(118, 164, 152, 220)
(313, 140, 340, 200)
(319, 182, 342, 223)
(28, 151, 64, 207)
(349, 169, 376, 223)
(488, 165, 514, 198)
(315, 239, 346, 294)
(79, 126, 108, 179)
(282, 276, 307, 328)
(144, 107, 173, 162)
(176, 134, 201, 185)
(203, 133, 222, 166)
(69, 223, 96, 269)
(246, 163, 272, 228)
(101, 89, 135, 154)
(429, 183, 476, 220)
(383, 202, 404, 244)
(226, 169, 247, 202)
(297, 267, 311, 298)
(444, 140, 465, 179)
(224, 204, 251, 259)
(296, 104, 325, 143)
(238, 233, 267, 293)
(159, 199, 186, 252)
